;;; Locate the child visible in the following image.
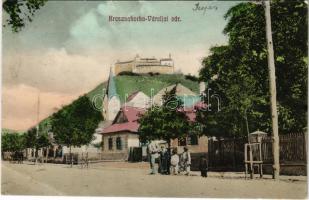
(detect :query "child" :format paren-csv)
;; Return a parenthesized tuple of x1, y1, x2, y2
(199, 154, 208, 177)
(170, 148, 179, 175)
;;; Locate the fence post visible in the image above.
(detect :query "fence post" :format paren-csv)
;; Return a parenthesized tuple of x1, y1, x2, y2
(233, 138, 236, 170)
(208, 139, 212, 168)
(304, 132, 307, 163)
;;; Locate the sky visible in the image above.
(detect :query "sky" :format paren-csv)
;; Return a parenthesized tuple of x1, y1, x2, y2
(2, 1, 241, 131)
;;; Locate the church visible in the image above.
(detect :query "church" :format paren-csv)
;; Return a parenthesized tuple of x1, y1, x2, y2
(96, 64, 208, 161)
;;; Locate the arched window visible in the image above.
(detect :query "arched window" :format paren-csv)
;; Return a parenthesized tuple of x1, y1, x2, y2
(108, 138, 113, 150)
(116, 137, 122, 150)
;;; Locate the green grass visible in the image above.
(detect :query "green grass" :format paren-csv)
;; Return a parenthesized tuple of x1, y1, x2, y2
(2, 128, 25, 134)
(20, 74, 199, 132)
(114, 74, 200, 102)
(86, 82, 107, 100)
(85, 74, 200, 103)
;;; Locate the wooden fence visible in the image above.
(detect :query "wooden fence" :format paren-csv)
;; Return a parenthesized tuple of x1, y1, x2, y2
(208, 132, 307, 173)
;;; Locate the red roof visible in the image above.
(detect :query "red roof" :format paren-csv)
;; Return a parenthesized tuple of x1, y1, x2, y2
(194, 101, 208, 110)
(102, 122, 140, 134)
(101, 104, 203, 135)
(101, 106, 145, 134)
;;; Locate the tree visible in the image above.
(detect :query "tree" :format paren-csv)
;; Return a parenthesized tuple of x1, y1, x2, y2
(1, 132, 25, 159)
(51, 95, 102, 167)
(3, 0, 47, 32)
(198, 1, 307, 138)
(138, 84, 191, 146)
(24, 127, 37, 157)
(24, 126, 51, 163)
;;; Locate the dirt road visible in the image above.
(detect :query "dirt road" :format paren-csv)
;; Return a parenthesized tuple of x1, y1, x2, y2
(1, 161, 307, 198)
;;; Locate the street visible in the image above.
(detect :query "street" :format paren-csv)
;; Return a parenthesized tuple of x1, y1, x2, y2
(1, 161, 307, 198)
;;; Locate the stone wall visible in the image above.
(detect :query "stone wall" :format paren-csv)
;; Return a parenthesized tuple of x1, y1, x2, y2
(133, 65, 174, 74)
(115, 62, 134, 75)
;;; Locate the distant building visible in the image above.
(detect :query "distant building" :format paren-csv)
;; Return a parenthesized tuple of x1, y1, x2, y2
(125, 91, 151, 109)
(100, 106, 145, 160)
(114, 54, 174, 75)
(100, 70, 208, 160)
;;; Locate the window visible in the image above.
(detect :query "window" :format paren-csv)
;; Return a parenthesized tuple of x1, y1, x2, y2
(108, 138, 113, 150)
(187, 135, 198, 145)
(178, 138, 187, 146)
(116, 137, 122, 150)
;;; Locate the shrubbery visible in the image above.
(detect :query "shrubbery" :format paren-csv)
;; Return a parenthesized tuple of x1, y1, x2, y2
(118, 71, 140, 76)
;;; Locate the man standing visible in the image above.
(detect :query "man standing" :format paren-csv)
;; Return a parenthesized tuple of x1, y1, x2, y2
(199, 154, 208, 177)
(182, 146, 191, 175)
(170, 148, 179, 175)
(148, 141, 160, 174)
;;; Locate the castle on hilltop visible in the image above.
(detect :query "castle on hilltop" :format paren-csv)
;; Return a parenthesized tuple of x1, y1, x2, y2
(114, 54, 174, 75)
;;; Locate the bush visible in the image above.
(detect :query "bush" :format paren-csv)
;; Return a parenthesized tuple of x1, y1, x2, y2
(118, 71, 140, 76)
(185, 74, 198, 82)
(148, 72, 160, 76)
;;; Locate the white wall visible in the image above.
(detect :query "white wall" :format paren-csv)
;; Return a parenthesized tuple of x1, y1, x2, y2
(160, 60, 173, 66)
(127, 134, 140, 148)
(91, 133, 102, 144)
(126, 92, 150, 108)
(108, 96, 121, 121)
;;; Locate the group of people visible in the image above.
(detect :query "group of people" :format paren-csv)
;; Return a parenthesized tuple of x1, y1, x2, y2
(147, 141, 208, 177)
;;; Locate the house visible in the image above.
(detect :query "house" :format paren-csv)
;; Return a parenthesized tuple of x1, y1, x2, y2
(153, 83, 202, 108)
(125, 91, 151, 108)
(100, 65, 209, 161)
(100, 106, 145, 160)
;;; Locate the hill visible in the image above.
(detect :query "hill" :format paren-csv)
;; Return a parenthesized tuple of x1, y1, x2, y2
(27, 74, 199, 132)
(2, 128, 25, 134)
(87, 74, 200, 103)
(114, 74, 199, 102)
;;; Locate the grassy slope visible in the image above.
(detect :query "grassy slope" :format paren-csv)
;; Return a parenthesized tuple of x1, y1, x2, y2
(19, 74, 198, 132)
(2, 128, 25, 134)
(85, 74, 200, 103)
(115, 74, 199, 102)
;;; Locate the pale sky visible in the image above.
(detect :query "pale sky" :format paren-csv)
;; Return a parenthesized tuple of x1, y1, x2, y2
(2, 1, 241, 131)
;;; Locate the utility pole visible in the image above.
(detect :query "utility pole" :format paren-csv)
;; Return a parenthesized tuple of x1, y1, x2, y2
(35, 91, 40, 165)
(264, 0, 280, 179)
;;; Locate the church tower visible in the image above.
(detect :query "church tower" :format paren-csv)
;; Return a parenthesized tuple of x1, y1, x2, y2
(103, 67, 121, 121)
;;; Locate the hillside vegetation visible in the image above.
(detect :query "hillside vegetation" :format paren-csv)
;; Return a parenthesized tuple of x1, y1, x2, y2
(20, 74, 199, 133)
(87, 74, 200, 103)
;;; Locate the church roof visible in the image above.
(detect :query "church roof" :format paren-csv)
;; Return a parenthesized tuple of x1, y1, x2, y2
(107, 69, 117, 99)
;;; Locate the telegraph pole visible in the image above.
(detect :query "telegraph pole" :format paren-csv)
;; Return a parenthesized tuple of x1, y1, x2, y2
(35, 91, 40, 165)
(264, 0, 280, 179)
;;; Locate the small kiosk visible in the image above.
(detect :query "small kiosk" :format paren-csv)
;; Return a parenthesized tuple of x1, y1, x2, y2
(245, 130, 268, 179)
